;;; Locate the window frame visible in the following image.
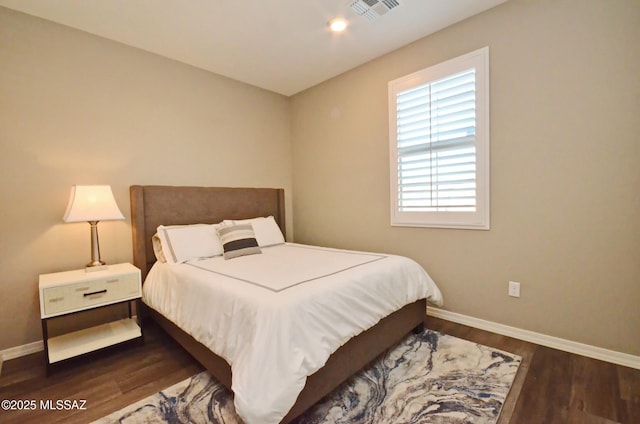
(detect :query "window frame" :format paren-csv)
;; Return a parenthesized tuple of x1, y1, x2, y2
(388, 46, 490, 230)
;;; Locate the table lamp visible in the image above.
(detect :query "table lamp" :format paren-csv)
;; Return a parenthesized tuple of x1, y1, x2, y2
(63, 185, 124, 271)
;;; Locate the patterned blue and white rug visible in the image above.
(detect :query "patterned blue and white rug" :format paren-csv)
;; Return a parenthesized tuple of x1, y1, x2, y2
(94, 330, 521, 424)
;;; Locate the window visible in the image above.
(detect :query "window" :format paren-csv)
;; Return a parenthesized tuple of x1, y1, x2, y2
(388, 47, 490, 229)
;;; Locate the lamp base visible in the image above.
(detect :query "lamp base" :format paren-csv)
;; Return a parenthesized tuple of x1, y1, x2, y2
(86, 221, 108, 272)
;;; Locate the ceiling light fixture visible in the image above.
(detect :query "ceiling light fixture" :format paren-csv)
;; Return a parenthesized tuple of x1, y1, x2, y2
(329, 18, 347, 32)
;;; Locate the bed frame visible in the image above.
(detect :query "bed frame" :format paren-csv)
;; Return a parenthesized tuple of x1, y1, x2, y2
(130, 185, 426, 423)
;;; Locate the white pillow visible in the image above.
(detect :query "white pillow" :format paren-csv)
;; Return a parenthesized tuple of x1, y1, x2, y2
(226, 216, 285, 247)
(156, 223, 223, 263)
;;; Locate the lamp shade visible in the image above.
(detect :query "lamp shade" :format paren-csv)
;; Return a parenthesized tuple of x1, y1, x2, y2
(63, 185, 124, 223)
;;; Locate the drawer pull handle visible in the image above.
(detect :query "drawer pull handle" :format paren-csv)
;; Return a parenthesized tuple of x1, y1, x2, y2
(106, 279, 119, 284)
(84, 289, 107, 297)
(48, 297, 64, 303)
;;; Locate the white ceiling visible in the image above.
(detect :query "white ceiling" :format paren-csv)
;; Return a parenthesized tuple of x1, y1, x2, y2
(0, 0, 507, 96)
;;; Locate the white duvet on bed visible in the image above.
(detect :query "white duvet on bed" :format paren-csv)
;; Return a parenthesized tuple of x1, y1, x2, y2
(143, 243, 443, 424)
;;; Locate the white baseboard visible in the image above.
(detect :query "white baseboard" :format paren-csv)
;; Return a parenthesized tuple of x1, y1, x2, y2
(0, 340, 44, 362)
(427, 307, 640, 370)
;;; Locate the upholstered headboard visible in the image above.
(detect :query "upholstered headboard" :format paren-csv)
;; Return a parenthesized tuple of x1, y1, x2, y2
(130, 185, 286, 280)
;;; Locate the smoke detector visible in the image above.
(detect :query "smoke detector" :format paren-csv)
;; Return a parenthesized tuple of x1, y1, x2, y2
(350, 0, 401, 21)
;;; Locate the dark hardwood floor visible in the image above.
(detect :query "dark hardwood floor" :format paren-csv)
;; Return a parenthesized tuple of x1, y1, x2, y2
(430, 318, 640, 424)
(0, 317, 638, 423)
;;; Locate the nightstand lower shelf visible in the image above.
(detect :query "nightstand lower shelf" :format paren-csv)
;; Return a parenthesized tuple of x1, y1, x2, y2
(47, 318, 142, 363)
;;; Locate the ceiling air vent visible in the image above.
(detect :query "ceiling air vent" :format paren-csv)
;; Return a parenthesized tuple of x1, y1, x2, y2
(350, 0, 401, 22)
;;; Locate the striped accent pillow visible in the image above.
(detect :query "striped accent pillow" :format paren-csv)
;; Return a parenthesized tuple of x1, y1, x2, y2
(217, 224, 262, 259)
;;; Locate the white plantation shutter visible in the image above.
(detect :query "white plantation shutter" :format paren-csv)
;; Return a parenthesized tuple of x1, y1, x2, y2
(397, 69, 477, 211)
(389, 47, 490, 229)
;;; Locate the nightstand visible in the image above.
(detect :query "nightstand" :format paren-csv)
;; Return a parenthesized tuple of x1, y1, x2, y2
(39, 263, 143, 373)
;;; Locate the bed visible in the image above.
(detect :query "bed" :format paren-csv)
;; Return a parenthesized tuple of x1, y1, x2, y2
(130, 185, 442, 424)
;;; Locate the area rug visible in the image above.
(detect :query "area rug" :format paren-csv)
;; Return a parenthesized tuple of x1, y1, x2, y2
(94, 330, 521, 424)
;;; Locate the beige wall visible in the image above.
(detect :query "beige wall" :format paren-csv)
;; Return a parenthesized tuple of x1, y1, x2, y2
(0, 8, 292, 350)
(1, 0, 639, 359)
(291, 0, 640, 355)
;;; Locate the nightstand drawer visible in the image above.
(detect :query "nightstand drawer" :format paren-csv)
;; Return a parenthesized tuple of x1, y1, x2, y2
(42, 273, 140, 316)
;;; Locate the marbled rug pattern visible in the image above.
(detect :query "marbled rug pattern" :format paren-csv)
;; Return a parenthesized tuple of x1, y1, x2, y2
(94, 330, 521, 424)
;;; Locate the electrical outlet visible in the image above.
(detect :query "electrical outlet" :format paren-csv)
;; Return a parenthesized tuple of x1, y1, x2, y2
(508, 281, 521, 298)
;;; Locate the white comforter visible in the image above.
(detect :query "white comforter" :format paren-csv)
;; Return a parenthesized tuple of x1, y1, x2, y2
(143, 243, 443, 424)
